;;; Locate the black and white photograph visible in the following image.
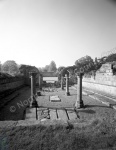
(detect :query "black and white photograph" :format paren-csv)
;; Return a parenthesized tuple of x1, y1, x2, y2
(0, 0, 116, 149)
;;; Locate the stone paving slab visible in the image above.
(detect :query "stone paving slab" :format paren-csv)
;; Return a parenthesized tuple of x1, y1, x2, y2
(25, 107, 78, 122)
(0, 121, 17, 128)
(0, 119, 69, 128)
(50, 95, 61, 102)
(16, 120, 40, 126)
(25, 108, 36, 120)
(57, 109, 68, 122)
(67, 110, 78, 120)
(49, 109, 57, 120)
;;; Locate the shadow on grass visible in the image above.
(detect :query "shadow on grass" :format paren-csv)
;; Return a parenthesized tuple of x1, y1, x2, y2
(77, 109, 96, 114)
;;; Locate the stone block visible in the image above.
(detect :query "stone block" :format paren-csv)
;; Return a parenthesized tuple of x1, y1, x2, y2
(67, 110, 77, 120)
(25, 108, 36, 120)
(50, 95, 61, 102)
(57, 109, 68, 121)
(49, 109, 57, 120)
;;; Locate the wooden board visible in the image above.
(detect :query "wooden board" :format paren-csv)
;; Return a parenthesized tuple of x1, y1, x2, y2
(49, 109, 57, 120)
(57, 109, 68, 121)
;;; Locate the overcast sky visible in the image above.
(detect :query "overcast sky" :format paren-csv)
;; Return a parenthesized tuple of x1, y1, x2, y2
(0, 0, 116, 68)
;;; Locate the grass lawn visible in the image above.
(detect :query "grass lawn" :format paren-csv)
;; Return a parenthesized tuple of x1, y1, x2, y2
(1, 118, 116, 150)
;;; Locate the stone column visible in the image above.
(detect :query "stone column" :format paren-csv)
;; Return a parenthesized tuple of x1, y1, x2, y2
(30, 72, 38, 107)
(39, 74, 42, 90)
(65, 74, 70, 96)
(75, 72, 84, 108)
(61, 76, 64, 90)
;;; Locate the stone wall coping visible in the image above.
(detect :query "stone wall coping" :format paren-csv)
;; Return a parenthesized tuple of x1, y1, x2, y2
(83, 77, 116, 87)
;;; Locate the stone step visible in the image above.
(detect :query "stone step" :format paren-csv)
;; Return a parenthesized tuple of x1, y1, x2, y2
(25, 107, 77, 122)
(25, 108, 36, 120)
(37, 108, 49, 120)
(57, 109, 68, 121)
(49, 109, 58, 120)
(67, 110, 77, 120)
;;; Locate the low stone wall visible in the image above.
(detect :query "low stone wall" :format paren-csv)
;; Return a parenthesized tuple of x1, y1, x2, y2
(0, 78, 25, 93)
(82, 77, 116, 97)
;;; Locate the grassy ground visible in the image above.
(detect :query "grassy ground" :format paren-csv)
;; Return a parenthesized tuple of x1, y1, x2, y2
(1, 118, 116, 150)
(1, 87, 116, 149)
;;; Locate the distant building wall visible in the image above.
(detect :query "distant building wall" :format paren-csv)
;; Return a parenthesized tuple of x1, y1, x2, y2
(43, 77, 58, 82)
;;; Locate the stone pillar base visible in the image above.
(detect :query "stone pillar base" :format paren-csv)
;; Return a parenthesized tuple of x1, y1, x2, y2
(31, 101, 38, 108)
(75, 100, 84, 109)
(65, 92, 70, 96)
(30, 97, 38, 108)
(37, 91, 41, 96)
(61, 87, 64, 90)
(39, 87, 42, 91)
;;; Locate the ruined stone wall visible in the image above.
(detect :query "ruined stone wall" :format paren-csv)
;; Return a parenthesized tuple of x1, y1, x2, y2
(82, 62, 116, 96)
(83, 77, 116, 96)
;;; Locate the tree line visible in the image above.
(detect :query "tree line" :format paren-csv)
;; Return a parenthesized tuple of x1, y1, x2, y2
(38, 61, 57, 72)
(0, 60, 60, 78)
(0, 53, 116, 78)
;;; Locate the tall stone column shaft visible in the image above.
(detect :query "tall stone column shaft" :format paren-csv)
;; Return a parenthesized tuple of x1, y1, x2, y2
(61, 76, 64, 90)
(75, 73, 84, 108)
(65, 74, 70, 96)
(30, 72, 38, 107)
(31, 75, 36, 97)
(77, 75, 82, 101)
(39, 75, 42, 90)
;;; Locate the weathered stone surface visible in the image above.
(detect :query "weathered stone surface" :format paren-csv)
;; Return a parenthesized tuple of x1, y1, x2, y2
(49, 109, 57, 120)
(16, 120, 40, 126)
(97, 63, 113, 73)
(57, 110, 68, 122)
(83, 79, 116, 97)
(0, 121, 17, 128)
(25, 108, 36, 120)
(67, 110, 77, 120)
(40, 119, 68, 126)
(50, 95, 61, 102)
